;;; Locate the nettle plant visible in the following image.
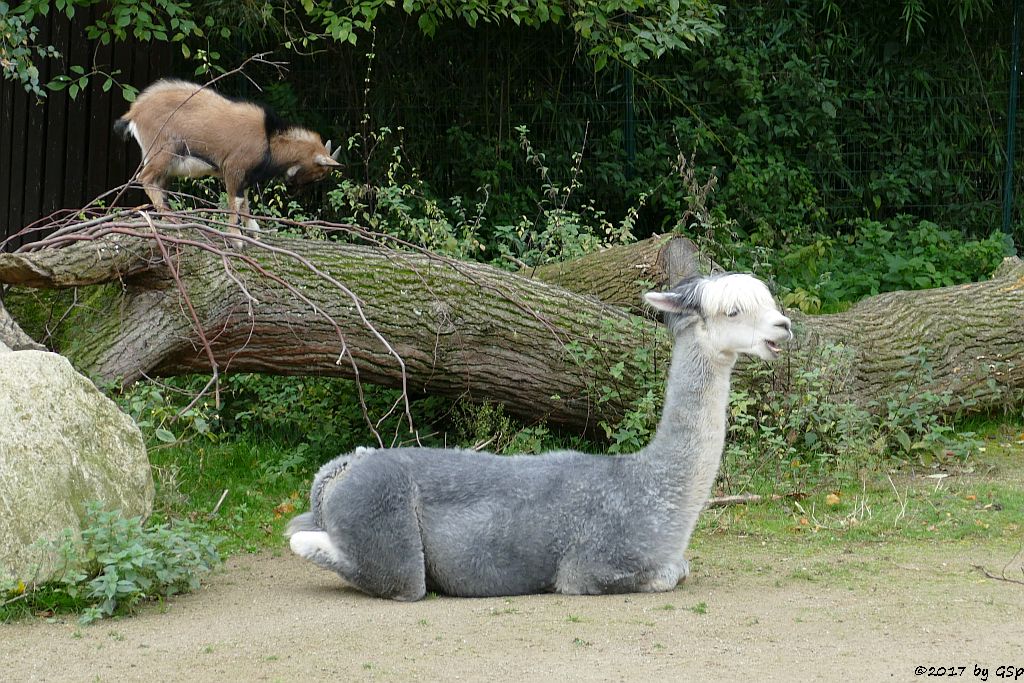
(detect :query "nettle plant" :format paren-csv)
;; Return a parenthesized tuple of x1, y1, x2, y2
(3, 504, 220, 624)
(722, 344, 981, 492)
(324, 124, 639, 267)
(724, 345, 873, 491)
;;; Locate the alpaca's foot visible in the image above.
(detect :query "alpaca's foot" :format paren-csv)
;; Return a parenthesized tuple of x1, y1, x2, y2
(640, 561, 689, 592)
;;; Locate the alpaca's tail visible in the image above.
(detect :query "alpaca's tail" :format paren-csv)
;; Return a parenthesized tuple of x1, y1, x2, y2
(285, 511, 320, 538)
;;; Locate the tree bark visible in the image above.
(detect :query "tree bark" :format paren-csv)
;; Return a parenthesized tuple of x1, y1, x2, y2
(521, 234, 713, 312)
(791, 256, 1024, 412)
(531, 237, 1024, 414)
(1, 227, 1022, 430)
(0, 229, 664, 432)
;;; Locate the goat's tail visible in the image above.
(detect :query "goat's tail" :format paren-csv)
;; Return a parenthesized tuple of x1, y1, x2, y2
(285, 511, 320, 538)
(112, 117, 131, 140)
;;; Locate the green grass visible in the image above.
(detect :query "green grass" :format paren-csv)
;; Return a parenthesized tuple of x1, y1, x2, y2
(700, 424, 1024, 548)
(148, 438, 316, 554)
(145, 420, 1024, 564)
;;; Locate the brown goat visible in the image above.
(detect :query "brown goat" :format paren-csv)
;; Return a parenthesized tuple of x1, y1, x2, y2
(114, 79, 341, 239)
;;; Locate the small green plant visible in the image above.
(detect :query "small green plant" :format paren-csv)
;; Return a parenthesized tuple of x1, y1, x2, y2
(567, 317, 663, 455)
(775, 217, 1008, 313)
(117, 379, 219, 447)
(723, 344, 981, 493)
(725, 344, 873, 491)
(869, 351, 982, 466)
(2, 503, 221, 624)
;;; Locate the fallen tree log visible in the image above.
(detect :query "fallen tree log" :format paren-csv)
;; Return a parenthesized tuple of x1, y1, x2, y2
(1, 222, 664, 433)
(531, 236, 1024, 415)
(1, 220, 1022, 434)
(521, 233, 712, 313)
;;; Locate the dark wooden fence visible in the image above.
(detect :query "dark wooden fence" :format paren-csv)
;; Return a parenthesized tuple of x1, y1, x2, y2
(0, 7, 173, 249)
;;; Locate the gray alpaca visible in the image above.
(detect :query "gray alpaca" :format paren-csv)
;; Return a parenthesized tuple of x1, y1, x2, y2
(287, 272, 792, 600)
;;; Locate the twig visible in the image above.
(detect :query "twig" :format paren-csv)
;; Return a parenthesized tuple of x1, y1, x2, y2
(209, 489, 230, 518)
(973, 566, 1024, 586)
(704, 493, 794, 508)
(887, 474, 908, 526)
(147, 215, 221, 408)
(973, 544, 1024, 586)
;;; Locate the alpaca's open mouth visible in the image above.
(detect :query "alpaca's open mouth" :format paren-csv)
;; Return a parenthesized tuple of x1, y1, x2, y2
(765, 340, 783, 354)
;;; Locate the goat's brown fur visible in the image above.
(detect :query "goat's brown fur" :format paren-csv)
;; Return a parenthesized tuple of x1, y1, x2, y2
(115, 79, 341, 238)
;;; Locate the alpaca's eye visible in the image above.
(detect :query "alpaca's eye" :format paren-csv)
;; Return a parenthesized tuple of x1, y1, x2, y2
(727, 309, 740, 317)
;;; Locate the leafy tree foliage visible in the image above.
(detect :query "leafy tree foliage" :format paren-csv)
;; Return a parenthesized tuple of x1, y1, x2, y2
(2, 0, 723, 96)
(1, 0, 201, 97)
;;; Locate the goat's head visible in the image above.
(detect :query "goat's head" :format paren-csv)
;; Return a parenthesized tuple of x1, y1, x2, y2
(279, 130, 343, 189)
(645, 273, 792, 361)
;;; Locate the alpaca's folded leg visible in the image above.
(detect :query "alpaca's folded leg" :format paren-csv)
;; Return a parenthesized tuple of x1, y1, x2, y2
(289, 530, 348, 574)
(321, 468, 428, 601)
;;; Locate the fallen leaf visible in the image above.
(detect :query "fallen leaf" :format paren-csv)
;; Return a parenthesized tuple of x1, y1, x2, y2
(825, 493, 841, 507)
(273, 501, 296, 519)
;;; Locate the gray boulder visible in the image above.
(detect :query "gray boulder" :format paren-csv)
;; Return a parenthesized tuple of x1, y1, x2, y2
(0, 350, 154, 584)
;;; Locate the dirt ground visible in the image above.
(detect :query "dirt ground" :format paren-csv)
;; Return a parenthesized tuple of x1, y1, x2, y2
(2, 537, 1022, 682)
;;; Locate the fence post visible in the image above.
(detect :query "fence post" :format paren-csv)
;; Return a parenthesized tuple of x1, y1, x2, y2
(1003, 0, 1022, 239)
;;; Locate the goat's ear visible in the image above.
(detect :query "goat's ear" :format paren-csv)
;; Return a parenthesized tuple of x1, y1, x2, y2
(314, 153, 342, 168)
(644, 291, 691, 314)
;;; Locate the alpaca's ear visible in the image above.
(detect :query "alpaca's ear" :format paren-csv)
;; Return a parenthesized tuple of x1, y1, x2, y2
(644, 291, 690, 313)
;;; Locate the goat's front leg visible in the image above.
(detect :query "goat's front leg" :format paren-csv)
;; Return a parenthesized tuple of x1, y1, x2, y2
(239, 193, 261, 236)
(223, 177, 257, 247)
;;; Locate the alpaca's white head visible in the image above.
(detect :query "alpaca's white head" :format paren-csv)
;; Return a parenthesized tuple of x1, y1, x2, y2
(644, 273, 792, 362)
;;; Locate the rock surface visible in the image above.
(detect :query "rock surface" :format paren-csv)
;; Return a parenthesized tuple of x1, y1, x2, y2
(0, 350, 153, 584)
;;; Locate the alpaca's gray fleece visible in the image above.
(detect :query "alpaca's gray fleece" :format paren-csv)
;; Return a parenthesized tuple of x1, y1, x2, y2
(287, 274, 791, 600)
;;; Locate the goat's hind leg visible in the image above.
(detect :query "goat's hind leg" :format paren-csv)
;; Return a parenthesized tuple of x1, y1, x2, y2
(136, 155, 172, 213)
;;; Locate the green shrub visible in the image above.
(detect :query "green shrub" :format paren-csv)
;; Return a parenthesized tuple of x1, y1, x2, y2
(2, 504, 220, 624)
(722, 345, 980, 492)
(776, 217, 1009, 313)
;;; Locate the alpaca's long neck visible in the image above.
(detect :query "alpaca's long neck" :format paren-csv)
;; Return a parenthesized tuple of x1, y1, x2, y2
(640, 332, 736, 549)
